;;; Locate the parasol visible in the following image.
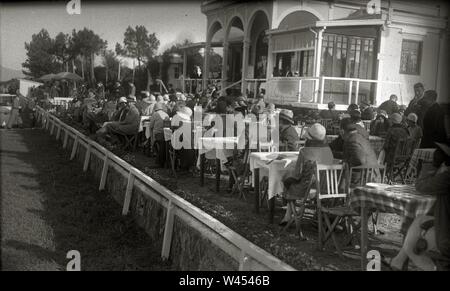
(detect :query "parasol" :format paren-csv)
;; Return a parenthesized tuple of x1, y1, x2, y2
(38, 73, 57, 82)
(54, 72, 83, 81)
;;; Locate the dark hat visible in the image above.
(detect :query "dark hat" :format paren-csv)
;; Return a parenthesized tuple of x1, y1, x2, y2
(279, 109, 295, 124)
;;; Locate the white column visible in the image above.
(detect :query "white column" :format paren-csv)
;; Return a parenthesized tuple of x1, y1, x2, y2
(221, 40, 229, 94)
(266, 34, 274, 79)
(241, 39, 250, 94)
(203, 42, 211, 91)
(314, 28, 324, 103)
(182, 50, 187, 92)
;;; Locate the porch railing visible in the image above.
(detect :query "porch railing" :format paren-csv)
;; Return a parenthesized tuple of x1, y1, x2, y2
(265, 76, 403, 107)
(177, 77, 222, 94)
(245, 79, 266, 97)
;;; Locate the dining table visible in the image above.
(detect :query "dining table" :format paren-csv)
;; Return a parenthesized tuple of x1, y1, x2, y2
(350, 183, 436, 270)
(249, 151, 299, 221)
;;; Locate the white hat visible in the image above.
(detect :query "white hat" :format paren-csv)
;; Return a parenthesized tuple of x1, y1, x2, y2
(407, 113, 418, 123)
(304, 123, 326, 141)
(118, 97, 128, 104)
(176, 106, 193, 122)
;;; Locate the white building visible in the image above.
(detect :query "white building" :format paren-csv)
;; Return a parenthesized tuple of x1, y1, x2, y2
(182, 0, 449, 110)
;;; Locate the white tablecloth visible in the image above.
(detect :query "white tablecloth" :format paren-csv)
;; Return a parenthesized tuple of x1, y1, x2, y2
(249, 152, 299, 199)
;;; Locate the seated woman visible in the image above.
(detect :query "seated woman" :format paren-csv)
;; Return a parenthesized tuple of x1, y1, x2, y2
(386, 142, 450, 271)
(278, 109, 299, 152)
(95, 97, 140, 143)
(370, 110, 390, 138)
(171, 106, 195, 172)
(149, 102, 170, 167)
(280, 123, 334, 239)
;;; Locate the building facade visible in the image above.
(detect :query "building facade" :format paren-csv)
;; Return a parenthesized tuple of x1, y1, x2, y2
(195, 0, 448, 109)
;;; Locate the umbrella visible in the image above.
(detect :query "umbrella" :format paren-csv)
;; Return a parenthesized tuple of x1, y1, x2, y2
(54, 72, 83, 81)
(38, 73, 56, 82)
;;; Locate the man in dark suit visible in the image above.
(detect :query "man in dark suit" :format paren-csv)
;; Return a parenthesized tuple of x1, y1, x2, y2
(378, 94, 399, 116)
(405, 82, 425, 117)
(343, 123, 378, 168)
(319, 101, 339, 120)
(420, 90, 447, 148)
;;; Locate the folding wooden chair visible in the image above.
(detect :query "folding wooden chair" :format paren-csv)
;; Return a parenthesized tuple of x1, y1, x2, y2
(119, 133, 138, 151)
(167, 139, 178, 178)
(228, 149, 250, 200)
(386, 138, 420, 184)
(349, 164, 386, 235)
(316, 163, 358, 257)
(283, 177, 316, 240)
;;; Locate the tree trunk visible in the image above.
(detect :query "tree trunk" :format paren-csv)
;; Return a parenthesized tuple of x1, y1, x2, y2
(81, 56, 85, 80)
(146, 67, 152, 91)
(90, 52, 95, 86)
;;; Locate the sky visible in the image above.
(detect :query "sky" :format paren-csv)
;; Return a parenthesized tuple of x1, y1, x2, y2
(0, 0, 207, 71)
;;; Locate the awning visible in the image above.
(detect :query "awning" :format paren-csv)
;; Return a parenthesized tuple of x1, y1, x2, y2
(179, 42, 223, 50)
(315, 19, 386, 28)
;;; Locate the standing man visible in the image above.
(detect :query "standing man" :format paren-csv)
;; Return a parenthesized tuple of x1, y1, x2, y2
(128, 82, 136, 97)
(6, 94, 21, 129)
(405, 83, 425, 117)
(378, 94, 399, 116)
(420, 90, 447, 148)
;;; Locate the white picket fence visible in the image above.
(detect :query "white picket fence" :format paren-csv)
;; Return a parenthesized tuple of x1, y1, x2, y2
(35, 107, 296, 271)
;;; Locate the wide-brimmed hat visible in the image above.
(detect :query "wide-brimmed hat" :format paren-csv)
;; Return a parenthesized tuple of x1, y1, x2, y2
(390, 113, 402, 124)
(407, 113, 418, 123)
(118, 97, 128, 104)
(279, 109, 294, 124)
(176, 106, 193, 122)
(436, 142, 450, 157)
(304, 123, 326, 141)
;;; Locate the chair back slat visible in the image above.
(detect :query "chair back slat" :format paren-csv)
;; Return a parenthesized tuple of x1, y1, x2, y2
(315, 164, 347, 203)
(349, 164, 386, 188)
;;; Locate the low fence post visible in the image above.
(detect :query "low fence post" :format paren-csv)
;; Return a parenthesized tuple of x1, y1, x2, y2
(70, 135, 79, 160)
(99, 151, 109, 191)
(63, 129, 69, 149)
(161, 200, 175, 260)
(83, 143, 92, 172)
(56, 124, 61, 140)
(122, 170, 135, 215)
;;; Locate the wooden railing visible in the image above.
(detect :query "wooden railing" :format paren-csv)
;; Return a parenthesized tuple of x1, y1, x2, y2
(35, 106, 296, 271)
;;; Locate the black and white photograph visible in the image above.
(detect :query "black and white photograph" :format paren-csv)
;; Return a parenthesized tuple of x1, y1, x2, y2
(0, 0, 449, 274)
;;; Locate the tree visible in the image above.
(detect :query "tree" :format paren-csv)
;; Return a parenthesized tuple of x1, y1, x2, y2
(53, 32, 71, 72)
(70, 28, 107, 86)
(101, 50, 120, 83)
(116, 25, 160, 90)
(22, 29, 60, 78)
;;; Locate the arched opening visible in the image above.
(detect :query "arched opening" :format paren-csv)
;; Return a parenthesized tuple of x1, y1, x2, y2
(248, 10, 270, 79)
(225, 16, 244, 84)
(206, 21, 224, 80)
(278, 10, 319, 30)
